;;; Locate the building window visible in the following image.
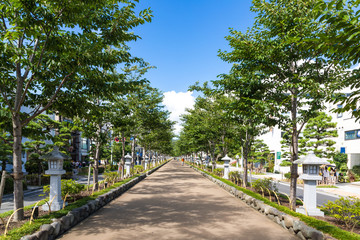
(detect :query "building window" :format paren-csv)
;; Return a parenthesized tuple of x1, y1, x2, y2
(81, 138, 88, 150)
(337, 104, 343, 118)
(345, 130, 357, 140)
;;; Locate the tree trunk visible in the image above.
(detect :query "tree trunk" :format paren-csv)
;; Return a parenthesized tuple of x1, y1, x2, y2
(92, 125, 102, 191)
(290, 91, 299, 210)
(121, 132, 125, 178)
(12, 114, 24, 221)
(1, 159, 6, 172)
(131, 137, 136, 175)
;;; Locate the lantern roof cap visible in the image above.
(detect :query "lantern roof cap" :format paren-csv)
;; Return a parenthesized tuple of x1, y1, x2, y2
(40, 146, 70, 160)
(124, 153, 132, 159)
(221, 154, 232, 161)
(293, 152, 330, 165)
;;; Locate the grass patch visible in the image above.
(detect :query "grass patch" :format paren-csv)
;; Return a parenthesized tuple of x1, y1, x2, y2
(0, 175, 141, 240)
(190, 165, 360, 240)
(0, 160, 170, 240)
(317, 185, 338, 188)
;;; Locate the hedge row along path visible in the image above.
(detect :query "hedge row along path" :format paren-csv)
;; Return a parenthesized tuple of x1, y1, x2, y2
(58, 160, 297, 240)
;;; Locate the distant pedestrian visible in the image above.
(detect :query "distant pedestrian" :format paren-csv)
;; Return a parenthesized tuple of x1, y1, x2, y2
(182, 158, 184, 166)
(323, 168, 329, 184)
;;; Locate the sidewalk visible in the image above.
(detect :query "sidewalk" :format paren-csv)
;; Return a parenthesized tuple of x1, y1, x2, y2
(58, 160, 297, 240)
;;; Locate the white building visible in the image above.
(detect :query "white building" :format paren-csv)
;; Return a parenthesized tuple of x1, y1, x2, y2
(1, 107, 90, 172)
(260, 97, 360, 171)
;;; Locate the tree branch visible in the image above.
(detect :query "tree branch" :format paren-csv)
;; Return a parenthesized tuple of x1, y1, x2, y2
(1, 16, 7, 31)
(0, 135, 13, 147)
(21, 72, 73, 127)
(297, 121, 306, 138)
(22, 38, 39, 80)
(0, 84, 14, 115)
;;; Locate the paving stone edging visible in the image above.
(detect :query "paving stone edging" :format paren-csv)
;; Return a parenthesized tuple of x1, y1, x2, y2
(191, 166, 334, 240)
(20, 161, 170, 240)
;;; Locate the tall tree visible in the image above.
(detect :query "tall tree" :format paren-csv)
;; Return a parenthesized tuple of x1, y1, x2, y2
(299, 112, 338, 160)
(218, 0, 344, 209)
(0, 0, 152, 220)
(249, 139, 270, 171)
(314, 0, 360, 120)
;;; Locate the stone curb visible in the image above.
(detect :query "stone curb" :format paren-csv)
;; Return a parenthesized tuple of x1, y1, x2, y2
(20, 161, 170, 240)
(191, 166, 332, 240)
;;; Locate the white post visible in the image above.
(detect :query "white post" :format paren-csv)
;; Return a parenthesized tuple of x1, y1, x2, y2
(124, 153, 132, 177)
(144, 156, 149, 170)
(221, 155, 232, 180)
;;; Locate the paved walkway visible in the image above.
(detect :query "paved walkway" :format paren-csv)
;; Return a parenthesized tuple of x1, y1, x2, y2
(58, 160, 297, 240)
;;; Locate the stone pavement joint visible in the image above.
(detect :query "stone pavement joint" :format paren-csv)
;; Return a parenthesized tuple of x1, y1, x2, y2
(58, 160, 298, 240)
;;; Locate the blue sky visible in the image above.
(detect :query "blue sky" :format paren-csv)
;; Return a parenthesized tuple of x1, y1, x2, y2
(128, 0, 256, 133)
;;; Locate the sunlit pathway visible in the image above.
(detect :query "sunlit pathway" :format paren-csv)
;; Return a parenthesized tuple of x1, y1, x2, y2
(58, 160, 298, 240)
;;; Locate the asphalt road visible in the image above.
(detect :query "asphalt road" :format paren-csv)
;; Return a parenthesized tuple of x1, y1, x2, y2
(274, 180, 338, 206)
(0, 188, 45, 213)
(216, 165, 339, 206)
(58, 160, 297, 240)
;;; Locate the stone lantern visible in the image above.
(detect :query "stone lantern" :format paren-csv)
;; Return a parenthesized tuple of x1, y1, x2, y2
(144, 155, 149, 170)
(294, 152, 329, 216)
(40, 147, 68, 211)
(195, 156, 200, 165)
(221, 155, 232, 179)
(124, 153, 132, 177)
(152, 155, 156, 167)
(205, 155, 210, 167)
(235, 155, 239, 169)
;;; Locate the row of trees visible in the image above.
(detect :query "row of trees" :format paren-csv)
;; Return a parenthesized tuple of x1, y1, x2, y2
(176, 0, 360, 211)
(0, 0, 174, 221)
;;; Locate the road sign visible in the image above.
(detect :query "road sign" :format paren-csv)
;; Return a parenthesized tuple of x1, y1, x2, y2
(114, 137, 120, 143)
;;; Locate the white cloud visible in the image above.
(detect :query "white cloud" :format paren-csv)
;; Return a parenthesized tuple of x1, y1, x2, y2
(163, 91, 195, 135)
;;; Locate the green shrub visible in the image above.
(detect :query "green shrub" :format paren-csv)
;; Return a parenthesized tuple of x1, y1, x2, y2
(134, 165, 144, 174)
(61, 172, 73, 180)
(284, 172, 291, 179)
(333, 152, 347, 170)
(340, 164, 348, 173)
(104, 171, 119, 183)
(25, 174, 50, 186)
(1, 174, 27, 194)
(352, 165, 360, 176)
(43, 179, 84, 198)
(63, 160, 73, 172)
(252, 178, 278, 193)
(322, 196, 360, 231)
(98, 166, 105, 174)
(213, 168, 223, 177)
(280, 161, 292, 166)
(24, 153, 47, 174)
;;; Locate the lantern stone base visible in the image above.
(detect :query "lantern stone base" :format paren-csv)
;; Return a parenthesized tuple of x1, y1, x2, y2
(296, 206, 324, 217)
(42, 200, 66, 211)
